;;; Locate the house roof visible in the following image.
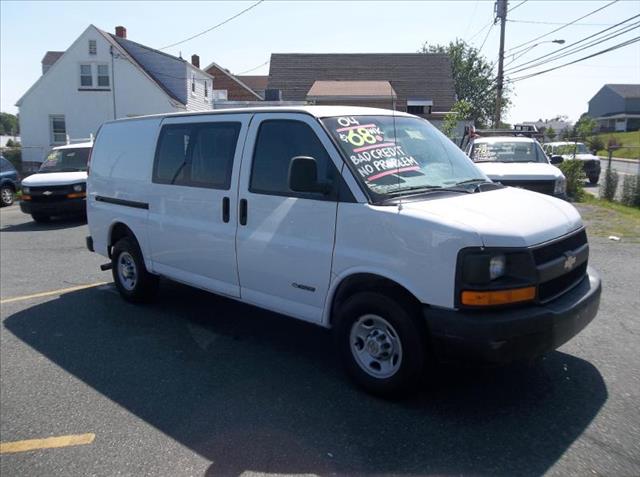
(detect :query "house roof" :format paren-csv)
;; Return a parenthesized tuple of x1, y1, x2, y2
(105, 32, 213, 105)
(202, 61, 263, 100)
(41, 51, 64, 67)
(267, 53, 456, 109)
(306, 80, 397, 100)
(237, 75, 268, 92)
(605, 84, 640, 99)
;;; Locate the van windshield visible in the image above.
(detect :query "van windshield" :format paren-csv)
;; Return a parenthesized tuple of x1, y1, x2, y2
(554, 143, 589, 155)
(471, 140, 547, 163)
(40, 148, 91, 173)
(322, 115, 486, 198)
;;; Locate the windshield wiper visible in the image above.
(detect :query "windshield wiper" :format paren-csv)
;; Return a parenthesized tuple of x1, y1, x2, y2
(387, 185, 471, 196)
(455, 178, 491, 185)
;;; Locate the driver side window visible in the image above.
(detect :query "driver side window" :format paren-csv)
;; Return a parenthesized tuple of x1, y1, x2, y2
(249, 120, 338, 200)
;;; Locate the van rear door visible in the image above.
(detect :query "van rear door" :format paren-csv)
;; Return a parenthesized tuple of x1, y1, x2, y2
(235, 113, 344, 323)
(147, 114, 248, 298)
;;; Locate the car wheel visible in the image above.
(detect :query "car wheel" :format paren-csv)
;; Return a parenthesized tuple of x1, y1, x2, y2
(111, 237, 158, 303)
(31, 214, 50, 223)
(589, 174, 599, 185)
(1, 186, 14, 206)
(335, 291, 427, 397)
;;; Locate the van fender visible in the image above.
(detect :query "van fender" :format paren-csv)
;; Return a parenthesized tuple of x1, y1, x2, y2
(107, 219, 154, 273)
(321, 266, 424, 328)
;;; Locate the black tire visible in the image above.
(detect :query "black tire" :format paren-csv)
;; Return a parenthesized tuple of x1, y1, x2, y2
(334, 292, 427, 397)
(31, 214, 50, 223)
(589, 174, 599, 185)
(111, 237, 158, 303)
(1, 186, 14, 206)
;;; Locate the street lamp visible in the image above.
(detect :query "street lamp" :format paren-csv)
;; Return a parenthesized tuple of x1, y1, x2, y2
(509, 39, 565, 63)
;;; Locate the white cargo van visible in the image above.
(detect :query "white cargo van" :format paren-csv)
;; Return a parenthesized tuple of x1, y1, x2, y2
(86, 107, 601, 396)
(20, 142, 93, 222)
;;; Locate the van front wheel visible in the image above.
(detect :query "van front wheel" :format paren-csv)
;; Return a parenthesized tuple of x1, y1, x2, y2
(111, 237, 158, 303)
(335, 292, 426, 397)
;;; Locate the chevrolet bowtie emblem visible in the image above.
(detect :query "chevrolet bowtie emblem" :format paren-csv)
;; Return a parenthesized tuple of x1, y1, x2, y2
(563, 253, 577, 271)
(42, 191, 53, 196)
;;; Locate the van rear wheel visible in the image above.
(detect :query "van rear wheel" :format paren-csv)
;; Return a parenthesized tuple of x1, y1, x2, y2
(1, 186, 14, 206)
(335, 292, 426, 397)
(111, 237, 158, 303)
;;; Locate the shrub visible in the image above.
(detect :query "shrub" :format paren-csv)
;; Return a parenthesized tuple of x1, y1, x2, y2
(621, 174, 640, 208)
(587, 136, 604, 154)
(600, 165, 619, 201)
(558, 160, 585, 201)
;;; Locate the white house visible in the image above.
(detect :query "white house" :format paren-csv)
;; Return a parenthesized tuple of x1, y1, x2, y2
(16, 25, 214, 168)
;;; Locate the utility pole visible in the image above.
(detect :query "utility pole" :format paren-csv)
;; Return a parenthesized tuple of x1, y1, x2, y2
(494, 0, 507, 128)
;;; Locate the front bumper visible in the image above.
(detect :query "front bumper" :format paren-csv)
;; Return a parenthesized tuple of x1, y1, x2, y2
(424, 267, 601, 364)
(20, 198, 86, 216)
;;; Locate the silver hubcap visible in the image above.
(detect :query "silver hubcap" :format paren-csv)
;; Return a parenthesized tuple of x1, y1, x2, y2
(1, 188, 12, 203)
(117, 252, 137, 291)
(350, 314, 403, 379)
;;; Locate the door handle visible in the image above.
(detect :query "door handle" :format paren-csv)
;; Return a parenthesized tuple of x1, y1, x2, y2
(222, 197, 230, 223)
(239, 199, 247, 226)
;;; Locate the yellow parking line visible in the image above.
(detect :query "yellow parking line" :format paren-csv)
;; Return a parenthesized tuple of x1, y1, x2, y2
(0, 282, 109, 305)
(0, 433, 95, 454)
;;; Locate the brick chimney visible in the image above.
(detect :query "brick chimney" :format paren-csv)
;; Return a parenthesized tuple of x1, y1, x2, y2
(191, 54, 200, 68)
(115, 26, 127, 39)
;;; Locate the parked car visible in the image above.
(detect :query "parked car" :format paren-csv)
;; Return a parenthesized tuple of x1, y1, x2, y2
(0, 155, 21, 207)
(86, 106, 601, 397)
(465, 136, 566, 198)
(20, 142, 92, 222)
(543, 141, 601, 184)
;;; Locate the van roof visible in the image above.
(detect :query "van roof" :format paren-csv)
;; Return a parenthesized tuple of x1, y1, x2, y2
(52, 141, 93, 150)
(102, 105, 415, 125)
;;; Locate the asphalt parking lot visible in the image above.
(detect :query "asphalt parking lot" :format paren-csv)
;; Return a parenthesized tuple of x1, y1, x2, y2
(1, 203, 639, 477)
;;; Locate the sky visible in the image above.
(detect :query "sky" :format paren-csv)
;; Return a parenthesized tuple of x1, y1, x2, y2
(1, 0, 639, 124)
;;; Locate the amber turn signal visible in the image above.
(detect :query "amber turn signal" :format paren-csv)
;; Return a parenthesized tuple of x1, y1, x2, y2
(66, 192, 86, 199)
(21, 194, 31, 200)
(461, 286, 536, 306)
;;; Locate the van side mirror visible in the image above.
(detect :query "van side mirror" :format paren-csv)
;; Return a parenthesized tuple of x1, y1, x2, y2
(288, 156, 331, 194)
(550, 155, 564, 165)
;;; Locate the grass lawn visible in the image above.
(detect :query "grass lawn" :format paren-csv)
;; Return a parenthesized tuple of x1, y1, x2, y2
(593, 131, 640, 160)
(577, 195, 640, 242)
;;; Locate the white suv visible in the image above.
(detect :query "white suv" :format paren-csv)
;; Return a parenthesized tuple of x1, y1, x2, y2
(86, 106, 601, 396)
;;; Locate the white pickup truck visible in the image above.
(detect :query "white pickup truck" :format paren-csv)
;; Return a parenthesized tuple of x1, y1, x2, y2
(466, 136, 566, 198)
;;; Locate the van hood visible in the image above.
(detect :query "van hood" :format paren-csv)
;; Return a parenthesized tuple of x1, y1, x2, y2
(476, 162, 563, 181)
(400, 187, 582, 247)
(22, 171, 87, 187)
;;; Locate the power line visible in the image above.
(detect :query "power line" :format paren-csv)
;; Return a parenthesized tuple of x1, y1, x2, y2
(467, 15, 495, 43)
(505, 15, 640, 74)
(159, 0, 265, 50)
(478, 22, 495, 53)
(508, 0, 528, 13)
(507, 36, 640, 83)
(236, 60, 269, 75)
(505, 0, 619, 54)
(508, 18, 617, 27)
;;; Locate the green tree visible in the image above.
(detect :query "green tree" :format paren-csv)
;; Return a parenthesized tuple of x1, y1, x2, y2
(420, 40, 509, 128)
(574, 113, 597, 141)
(442, 100, 472, 140)
(560, 127, 572, 140)
(0, 112, 19, 136)
(546, 126, 556, 141)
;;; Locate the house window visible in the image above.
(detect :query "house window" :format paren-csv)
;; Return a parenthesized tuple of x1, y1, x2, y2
(407, 105, 424, 115)
(407, 99, 433, 116)
(49, 115, 67, 144)
(212, 89, 228, 101)
(191, 75, 196, 93)
(89, 40, 97, 55)
(97, 64, 110, 87)
(80, 64, 93, 87)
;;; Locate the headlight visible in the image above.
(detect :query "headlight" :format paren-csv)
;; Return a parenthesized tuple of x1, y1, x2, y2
(73, 183, 85, 192)
(22, 186, 30, 194)
(489, 254, 506, 280)
(554, 177, 566, 195)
